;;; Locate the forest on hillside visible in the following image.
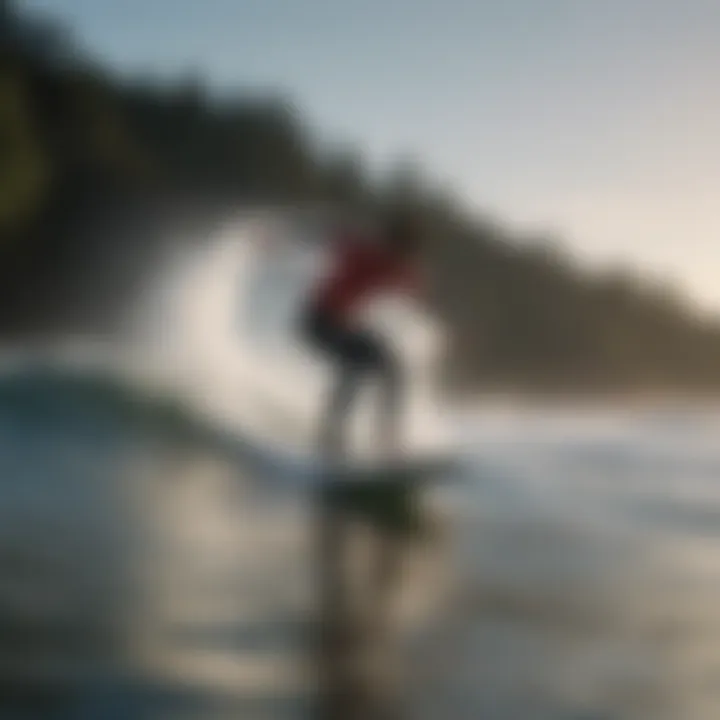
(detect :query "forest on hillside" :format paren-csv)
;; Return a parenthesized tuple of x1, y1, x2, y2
(2, 0, 720, 393)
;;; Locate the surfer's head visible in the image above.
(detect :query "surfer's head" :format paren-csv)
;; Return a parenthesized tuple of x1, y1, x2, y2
(384, 208, 422, 258)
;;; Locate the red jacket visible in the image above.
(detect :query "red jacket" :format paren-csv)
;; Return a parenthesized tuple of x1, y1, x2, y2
(310, 232, 419, 323)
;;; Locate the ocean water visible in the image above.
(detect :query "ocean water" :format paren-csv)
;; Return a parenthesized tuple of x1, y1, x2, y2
(419, 405, 720, 719)
(1, 360, 719, 720)
(1, 215, 719, 718)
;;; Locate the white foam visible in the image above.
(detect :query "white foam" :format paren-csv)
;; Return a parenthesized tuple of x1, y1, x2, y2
(127, 210, 453, 458)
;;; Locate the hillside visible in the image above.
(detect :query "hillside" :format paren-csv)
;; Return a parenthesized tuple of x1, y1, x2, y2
(2, 1, 720, 392)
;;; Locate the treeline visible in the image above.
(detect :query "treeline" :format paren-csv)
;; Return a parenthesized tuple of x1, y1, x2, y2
(2, 1, 720, 392)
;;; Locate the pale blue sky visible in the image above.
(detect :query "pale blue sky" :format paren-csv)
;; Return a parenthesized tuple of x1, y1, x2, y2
(21, 0, 720, 309)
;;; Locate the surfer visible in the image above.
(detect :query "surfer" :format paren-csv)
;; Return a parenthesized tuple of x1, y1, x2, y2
(298, 209, 424, 459)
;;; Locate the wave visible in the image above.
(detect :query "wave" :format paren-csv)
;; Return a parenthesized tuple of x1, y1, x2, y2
(0, 352, 329, 491)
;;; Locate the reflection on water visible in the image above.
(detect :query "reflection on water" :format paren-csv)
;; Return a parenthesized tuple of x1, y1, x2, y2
(1, 366, 720, 719)
(414, 411, 720, 720)
(0, 365, 448, 719)
(0, 365, 317, 718)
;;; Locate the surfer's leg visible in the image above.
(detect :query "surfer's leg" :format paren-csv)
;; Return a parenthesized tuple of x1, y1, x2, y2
(337, 330, 403, 457)
(321, 362, 362, 456)
(322, 329, 396, 457)
(337, 331, 403, 458)
(376, 345, 403, 456)
(302, 310, 372, 456)
(301, 308, 402, 457)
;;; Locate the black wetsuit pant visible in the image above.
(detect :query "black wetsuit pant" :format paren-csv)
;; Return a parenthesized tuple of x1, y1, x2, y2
(300, 305, 402, 453)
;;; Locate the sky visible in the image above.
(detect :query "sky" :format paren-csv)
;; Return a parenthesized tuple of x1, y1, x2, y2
(20, 0, 720, 311)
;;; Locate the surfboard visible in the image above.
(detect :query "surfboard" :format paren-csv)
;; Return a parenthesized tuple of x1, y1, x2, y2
(315, 453, 460, 535)
(323, 453, 460, 484)
(201, 417, 460, 534)
(217, 422, 460, 486)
